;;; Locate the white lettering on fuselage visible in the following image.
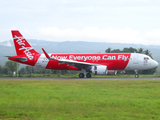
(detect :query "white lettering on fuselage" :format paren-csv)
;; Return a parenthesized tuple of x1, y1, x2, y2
(69, 55, 101, 61)
(118, 55, 128, 61)
(102, 55, 116, 60)
(14, 35, 34, 60)
(51, 55, 68, 60)
(102, 55, 128, 61)
(50, 55, 129, 61)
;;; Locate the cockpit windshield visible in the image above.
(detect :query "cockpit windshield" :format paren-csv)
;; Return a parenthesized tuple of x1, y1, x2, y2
(144, 56, 152, 60)
(144, 57, 149, 60)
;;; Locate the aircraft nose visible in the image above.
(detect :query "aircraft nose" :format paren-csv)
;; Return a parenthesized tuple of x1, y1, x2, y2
(153, 60, 158, 68)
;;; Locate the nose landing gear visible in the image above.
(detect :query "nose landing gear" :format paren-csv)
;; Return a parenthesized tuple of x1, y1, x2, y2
(135, 70, 139, 78)
(135, 74, 139, 78)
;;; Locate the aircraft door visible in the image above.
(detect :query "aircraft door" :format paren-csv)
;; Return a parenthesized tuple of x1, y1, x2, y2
(133, 54, 138, 64)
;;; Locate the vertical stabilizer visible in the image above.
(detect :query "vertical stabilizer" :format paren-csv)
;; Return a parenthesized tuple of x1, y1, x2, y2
(11, 30, 39, 60)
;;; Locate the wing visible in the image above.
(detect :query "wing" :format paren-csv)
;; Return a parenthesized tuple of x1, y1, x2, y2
(42, 48, 101, 69)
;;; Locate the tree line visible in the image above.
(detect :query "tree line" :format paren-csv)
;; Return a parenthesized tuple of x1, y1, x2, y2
(105, 47, 152, 56)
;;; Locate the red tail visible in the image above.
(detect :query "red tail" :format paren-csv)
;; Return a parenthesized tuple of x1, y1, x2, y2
(11, 30, 39, 60)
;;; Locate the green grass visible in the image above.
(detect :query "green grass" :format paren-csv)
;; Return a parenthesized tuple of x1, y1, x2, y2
(0, 80, 160, 120)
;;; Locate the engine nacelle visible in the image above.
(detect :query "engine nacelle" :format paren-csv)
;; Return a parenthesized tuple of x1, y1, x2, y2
(107, 70, 117, 75)
(91, 65, 108, 75)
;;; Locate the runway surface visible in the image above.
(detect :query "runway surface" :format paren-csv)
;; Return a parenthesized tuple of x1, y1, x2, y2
(0, 77, 160, 80)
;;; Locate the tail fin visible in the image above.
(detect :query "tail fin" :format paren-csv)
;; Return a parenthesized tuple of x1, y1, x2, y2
(11, 30, 39, 60)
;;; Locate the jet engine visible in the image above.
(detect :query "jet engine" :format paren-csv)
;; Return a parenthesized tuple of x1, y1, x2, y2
(91, 65, 108, 75)
(107, 70, 117, 75)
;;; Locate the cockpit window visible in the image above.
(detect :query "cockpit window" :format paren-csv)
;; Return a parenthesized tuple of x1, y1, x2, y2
(144, 57, 149, 60)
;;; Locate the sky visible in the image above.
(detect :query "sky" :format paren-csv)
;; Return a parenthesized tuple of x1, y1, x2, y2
(0, 0, 160, 45)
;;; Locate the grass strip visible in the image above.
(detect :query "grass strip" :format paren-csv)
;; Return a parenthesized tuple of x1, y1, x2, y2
(0, 80, 160, 119)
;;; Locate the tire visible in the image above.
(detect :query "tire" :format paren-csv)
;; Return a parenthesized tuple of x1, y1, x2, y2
(135, 74, 139, 78)
(86, 73, 91, 78)
(79, 73, 84, 78)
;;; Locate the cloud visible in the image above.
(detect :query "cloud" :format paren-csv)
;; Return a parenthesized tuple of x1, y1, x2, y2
(1, 27, 160, 46)
(4, 41, 12, 47)
(38, 27, 160, 45)
(144, 29, 160, 45)
(0, 0, 160, 46)
(39, 27, 146, 44)
(145, 29, 160, 39)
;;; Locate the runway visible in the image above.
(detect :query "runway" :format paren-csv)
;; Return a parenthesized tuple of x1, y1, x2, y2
(0, 77, 160, 80)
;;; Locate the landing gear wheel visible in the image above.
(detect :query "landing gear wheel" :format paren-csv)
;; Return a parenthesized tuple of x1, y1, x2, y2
(86, 73, 91, 78)
(79, 73, 84, 78)
(135, 74, 139, 78)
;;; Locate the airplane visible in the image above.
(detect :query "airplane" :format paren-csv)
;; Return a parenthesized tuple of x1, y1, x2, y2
(6, 30, 158, 78)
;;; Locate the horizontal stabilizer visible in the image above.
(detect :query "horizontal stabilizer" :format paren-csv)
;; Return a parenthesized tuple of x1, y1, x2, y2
(5, 56, 28, 62)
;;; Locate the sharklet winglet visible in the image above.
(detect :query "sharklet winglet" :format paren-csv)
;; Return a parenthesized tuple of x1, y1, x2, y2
(42, 48, 57, 60)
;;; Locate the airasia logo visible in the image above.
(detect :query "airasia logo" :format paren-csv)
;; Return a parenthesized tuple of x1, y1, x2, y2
(14, 35, 34, 60)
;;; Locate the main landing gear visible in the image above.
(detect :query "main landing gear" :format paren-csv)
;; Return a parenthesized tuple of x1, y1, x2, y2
(135, 70, 139, 78)
(79, 69, 92, 78)
(79, 73, 92, 78)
